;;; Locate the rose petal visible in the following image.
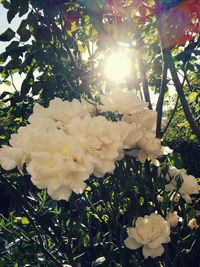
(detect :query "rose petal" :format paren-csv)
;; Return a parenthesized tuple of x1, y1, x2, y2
(124, 237, 142, 250)
(143, 245, 164, 259)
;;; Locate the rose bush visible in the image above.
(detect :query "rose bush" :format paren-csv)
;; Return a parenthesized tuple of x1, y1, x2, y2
(0, 91, 172, 200)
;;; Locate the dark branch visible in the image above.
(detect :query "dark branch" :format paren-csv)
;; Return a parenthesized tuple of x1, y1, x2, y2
(156, 61, 168, 138)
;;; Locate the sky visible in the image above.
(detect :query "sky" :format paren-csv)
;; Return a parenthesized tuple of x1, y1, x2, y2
(0, 5, 25, 92)
(0, 5, 24, 52)
(0, 5, 8, 52)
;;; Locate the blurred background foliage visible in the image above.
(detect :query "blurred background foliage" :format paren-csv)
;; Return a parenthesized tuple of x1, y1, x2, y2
(0, 0, 200, 266)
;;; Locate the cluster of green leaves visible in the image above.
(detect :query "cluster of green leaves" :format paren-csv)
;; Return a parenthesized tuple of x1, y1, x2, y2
(0, 156, 199, 267)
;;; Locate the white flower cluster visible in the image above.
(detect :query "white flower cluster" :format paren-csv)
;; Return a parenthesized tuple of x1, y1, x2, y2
(0, 90, 170, 200)
(100, 88, 172, 165)
(124, 213, 170, 258)
(165, 167, 199, 203)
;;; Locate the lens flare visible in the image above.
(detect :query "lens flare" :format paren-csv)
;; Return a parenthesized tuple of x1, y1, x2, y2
(103, 50, 132, 83)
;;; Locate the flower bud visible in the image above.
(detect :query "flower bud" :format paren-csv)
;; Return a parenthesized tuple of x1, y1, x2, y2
(166, 211, 179, 228)
(157, 194, 163, 203)
(188, 218, 198, 230)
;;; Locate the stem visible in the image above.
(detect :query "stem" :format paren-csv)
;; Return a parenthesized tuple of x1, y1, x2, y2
(0, 173, 75, 265)
(0, 214, 63, 267)
(162, 96, 179, 136)
(59, 10, 93, 99)
(83, 191, 103, 222)
(156, 62, 168, 138)
(10, 72, 19, 93)
(164, 49, 200, 142)
(138, 58, 152, 109)
(155, 0, 200, 142)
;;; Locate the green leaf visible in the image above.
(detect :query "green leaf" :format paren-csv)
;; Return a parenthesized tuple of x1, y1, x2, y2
(6, 40, 19, 52)
(0, 0, 10, 9)
(21, 80, 31, 98)
(0, 28, 15, 42)
(94, 257, 106, 266)
(0, 259, 6, 267)
(170, 152, 183, 169)
(19, 0, 29, 17)
(3, 80, 11, 86)
(14, 117, 22, 123)
(5, 58, 22, 70)
(21, 217, 30, 225)
(21, 72, 34, 98)
(45, 75, 57, 93)
(34, 26, 52, 42)
(0, 52, 9, 64)
(32, 81, 42, 95)
(17, 19, 31, 42)
(139, 196, 144, 206)
(7, 0, 20, 23)
(189, 92, 197, 102)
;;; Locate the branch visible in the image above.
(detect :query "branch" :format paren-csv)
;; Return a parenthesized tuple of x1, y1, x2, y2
(162, 96, 179, 136)
(48, 0, 71, 4)
(155, 0, 200, 142)
(156, 61, 168, 138)
(59, 10, 93, 99)
(164, 49, 200, 142)
(0, 173, 72, 263)
(0, 214, 63, 267)
(138, 58, 152, 109)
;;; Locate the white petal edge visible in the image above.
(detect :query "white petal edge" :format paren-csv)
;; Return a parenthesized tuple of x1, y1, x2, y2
(124, 237, 142, 250)
(143, 245, 164, 259)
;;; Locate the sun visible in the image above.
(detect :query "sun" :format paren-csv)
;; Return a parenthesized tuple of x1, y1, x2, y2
(103, 50, 132, 83)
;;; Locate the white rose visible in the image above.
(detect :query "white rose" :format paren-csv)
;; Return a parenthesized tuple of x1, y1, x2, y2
(123, 109, 157, 132)
(125, 132, 163, 166)
(29, 98, 93, 127)
(116, 121, 143, 149)
(99, 89, 147, 115)
(26, 134, 93, 201)
(124, 213, 170, 259)
(188, 218, 198, 230)
(166, 212, 179, 228)
(0, 146, 24, 170)
(67, 115, 124, 177)
(165, 167, 199, 203)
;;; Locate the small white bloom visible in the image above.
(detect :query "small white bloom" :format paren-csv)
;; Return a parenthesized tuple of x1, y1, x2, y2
(29, 98, 93, 127)
(124, 213, 170, 259)
(188, 218, 198, 230)
(166, 211, 179, 228)
(123, 109, 157, 132)
(67, 115, 124, 177)
(126, 130, 165, 165)
(99, 89, 147, 115)
(165, 167, 199, 203)
(116, 121, 143, 149)
(0, 146, 24, 170)
(157, 194, 164, 203)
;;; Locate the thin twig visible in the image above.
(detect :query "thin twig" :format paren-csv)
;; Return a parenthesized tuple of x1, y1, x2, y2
(162, 96, 179, 136)
(0, 214, 63, 267)
(10, 73, 19, 93)
(156, 62, 168, 138)
(164, 49, 200, 142)
(138, 58, 152, 109)
(0, 174, 67, 256)
(59, 10, 93, 99)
